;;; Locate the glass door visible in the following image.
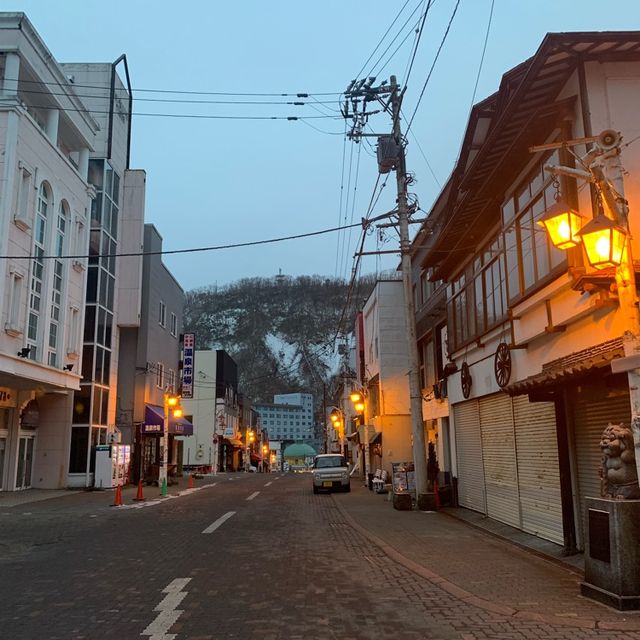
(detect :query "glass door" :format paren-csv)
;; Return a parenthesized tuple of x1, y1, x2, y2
(15, 436, 35, 490)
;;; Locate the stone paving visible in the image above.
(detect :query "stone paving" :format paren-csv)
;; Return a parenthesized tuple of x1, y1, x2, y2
(0, 473, 639, 639)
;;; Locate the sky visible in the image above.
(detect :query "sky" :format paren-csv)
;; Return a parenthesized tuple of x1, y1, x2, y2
(10, 1, 640, 291)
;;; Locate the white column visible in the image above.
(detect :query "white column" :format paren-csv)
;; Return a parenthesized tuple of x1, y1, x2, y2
(3, 52, 19, 96)
(78, 148, 90, 181)
(45, 108, 59, 144)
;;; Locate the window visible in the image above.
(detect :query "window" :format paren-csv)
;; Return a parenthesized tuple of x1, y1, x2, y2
(28, 182, 51, 360)
(170, 312, 177, 337)
(156, 362, 164, 389)
(167, 369, 176, 393)
(72, 213, 87, 271)
(159, 301, 166, 327)
(48, 201, 68, 367)
(503, 150, 566, 303)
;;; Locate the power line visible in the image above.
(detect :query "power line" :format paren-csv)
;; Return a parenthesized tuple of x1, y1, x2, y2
(468, 0, 495, 110)
(405, 0, 461, 137)
(19, 101, 339, 121)
(353, 0, 418, 80)
(11, 76, 342, 97)
(0, 221, 363, 261)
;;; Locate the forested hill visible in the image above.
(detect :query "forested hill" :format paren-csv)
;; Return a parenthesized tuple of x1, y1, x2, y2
(183, 274, 377, 405)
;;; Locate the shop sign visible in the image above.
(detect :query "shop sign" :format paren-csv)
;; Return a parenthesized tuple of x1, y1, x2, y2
(181, 333, 195, 399)
(0, 386, 17, 408)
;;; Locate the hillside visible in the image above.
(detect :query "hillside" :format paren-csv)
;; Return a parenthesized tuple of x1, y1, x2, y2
(183, 274, 377, 406)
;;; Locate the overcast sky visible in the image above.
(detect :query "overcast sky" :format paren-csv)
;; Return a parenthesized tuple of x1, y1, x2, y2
(11, 1, 640, 291)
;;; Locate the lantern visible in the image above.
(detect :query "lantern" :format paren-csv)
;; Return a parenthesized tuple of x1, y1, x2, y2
(537, 200, 584, 250)
(577, 214, 627, 270)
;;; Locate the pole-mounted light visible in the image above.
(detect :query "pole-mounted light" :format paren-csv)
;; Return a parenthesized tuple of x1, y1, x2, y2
(577, 213, 627, 270)
(537, 199, 584, 250)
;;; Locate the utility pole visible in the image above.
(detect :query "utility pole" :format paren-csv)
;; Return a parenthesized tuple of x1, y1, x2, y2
(343, 75, 429, 505)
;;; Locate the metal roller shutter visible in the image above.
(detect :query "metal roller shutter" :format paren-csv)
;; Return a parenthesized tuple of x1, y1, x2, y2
(479, 394, 521, 529)
(572, 384, 630, 547)
(513, 397, 563, 545)
(453, 400, 486, 513)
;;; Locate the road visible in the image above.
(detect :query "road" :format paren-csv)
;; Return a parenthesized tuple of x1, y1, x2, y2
(0, 473, 638, 639)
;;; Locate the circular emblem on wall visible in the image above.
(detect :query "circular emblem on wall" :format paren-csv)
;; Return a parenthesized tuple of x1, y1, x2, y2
(494, 342, 512, 388)
(461, 362, 472, 399)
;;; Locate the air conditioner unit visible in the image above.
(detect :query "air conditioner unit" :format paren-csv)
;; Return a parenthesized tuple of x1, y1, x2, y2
(376, 135, 400, 174)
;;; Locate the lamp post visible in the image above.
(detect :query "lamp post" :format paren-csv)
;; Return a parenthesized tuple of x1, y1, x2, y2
(161, 393, 181, 494)
(245, 429, 255, 472)
(328, 407, 345, 456)
(349, 391, 369, 486)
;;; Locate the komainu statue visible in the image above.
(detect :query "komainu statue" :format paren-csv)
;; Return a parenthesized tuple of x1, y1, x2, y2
(600, 423, 640, 499)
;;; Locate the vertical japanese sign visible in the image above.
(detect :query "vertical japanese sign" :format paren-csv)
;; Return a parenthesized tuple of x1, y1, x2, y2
(181, 333, 195, 399)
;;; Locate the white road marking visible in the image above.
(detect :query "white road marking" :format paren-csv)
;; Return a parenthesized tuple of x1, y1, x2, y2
(141, 577, 191, 638)
(120, 483, 217, 510)
(202, 511, 236, 534)
(264, 481, 272, 487)
(246, 491, 260, 501)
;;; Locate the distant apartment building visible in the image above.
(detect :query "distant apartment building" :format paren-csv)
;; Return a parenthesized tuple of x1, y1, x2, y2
(255, 392, 314, 443)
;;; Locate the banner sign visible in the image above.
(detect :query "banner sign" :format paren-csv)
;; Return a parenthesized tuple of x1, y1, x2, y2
(181, 333, 195, 399)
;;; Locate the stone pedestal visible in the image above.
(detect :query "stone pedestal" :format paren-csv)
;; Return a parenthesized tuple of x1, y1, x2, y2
(392, 491, 412, 510)
(417, 492, 438, 511)
(581, 497, 640, 610)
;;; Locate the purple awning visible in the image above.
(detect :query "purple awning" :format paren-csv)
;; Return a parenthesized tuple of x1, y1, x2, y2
(142, 404, 193, 436)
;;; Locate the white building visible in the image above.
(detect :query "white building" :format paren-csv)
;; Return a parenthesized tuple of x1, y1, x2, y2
(256, 392, 315, 442)
(359, 279, 414, 477)
(0, 14, 99, 490)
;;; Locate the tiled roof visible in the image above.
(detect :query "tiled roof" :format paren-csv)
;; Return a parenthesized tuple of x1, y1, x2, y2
(505, 337, 625, 396)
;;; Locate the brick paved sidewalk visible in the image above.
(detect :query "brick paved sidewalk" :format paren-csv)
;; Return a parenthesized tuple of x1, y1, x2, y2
(333, 481, 640, 632)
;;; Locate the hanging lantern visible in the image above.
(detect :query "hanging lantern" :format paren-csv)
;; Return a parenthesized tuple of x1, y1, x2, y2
(577, 214, 627, 270)
(537, 200, 584, 250)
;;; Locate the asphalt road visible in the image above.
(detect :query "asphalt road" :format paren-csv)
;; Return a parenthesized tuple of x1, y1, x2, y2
(0, 474, 638, 640)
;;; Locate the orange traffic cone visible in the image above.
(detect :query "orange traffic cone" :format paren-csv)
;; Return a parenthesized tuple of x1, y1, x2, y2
(188, 474, 194, 489)
(133, 479, 145, 502)
(111, 484, 123, 507)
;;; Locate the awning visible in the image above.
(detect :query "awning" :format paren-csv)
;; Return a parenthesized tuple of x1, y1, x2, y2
(250, 453, 263, 463)
(223, 438, 243, 447)
(505, 337, 625, 396)
(142, 404, 193, 436)
(369, 431, 382, 445)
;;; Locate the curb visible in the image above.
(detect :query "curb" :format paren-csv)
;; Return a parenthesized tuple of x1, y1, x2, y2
(333, 498, 640, 632)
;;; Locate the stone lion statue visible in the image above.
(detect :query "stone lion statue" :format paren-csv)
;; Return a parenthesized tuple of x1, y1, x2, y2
(600, 423, 640, 499)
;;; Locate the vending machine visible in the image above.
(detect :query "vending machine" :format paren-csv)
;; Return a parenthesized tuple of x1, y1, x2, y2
(94, 444, 131, 488)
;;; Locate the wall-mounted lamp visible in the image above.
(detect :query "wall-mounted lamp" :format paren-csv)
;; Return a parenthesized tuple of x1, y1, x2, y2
(17, 347, 31, 358)
(537, 200, 584, 250)
(577, 213, 627, 270)
(63, 364, 74, 372)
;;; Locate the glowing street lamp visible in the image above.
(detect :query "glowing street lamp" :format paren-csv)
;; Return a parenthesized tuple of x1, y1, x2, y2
(161, 393, 182, 495)
(537, 200, 584, 250)
(577, 213, 627, 270)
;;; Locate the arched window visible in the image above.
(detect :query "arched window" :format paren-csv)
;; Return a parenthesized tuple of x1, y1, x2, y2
(48, 200, 68, 367)
(27, 182, 52, 360)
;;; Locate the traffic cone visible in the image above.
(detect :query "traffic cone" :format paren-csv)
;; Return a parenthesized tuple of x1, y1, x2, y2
(160, 477, 168, 497)
(133, 479, 145, 502)
(188, 474, 194, 489)
(111, 484, 123, 507)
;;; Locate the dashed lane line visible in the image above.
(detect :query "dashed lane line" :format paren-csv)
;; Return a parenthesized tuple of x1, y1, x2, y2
(141, 577, 191, 639)
(202, 511, 236, 534)
(264, 481, 272, 487)
(246, 491, 260, 501)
